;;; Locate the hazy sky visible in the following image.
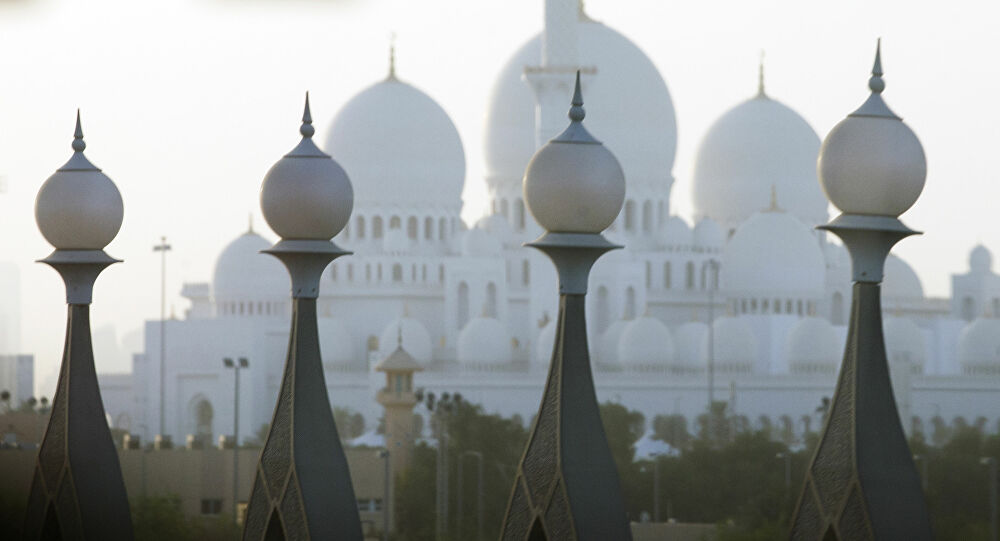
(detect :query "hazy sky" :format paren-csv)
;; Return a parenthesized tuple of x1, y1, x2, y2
(1, 0, 999, 395)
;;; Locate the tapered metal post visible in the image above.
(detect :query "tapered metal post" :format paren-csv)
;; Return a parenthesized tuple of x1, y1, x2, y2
(242, 240, 362, 540)
(22, 251, 134, 539)
(499, 232, 631, 540)
(153, 237, 171, 437)
(224, 357, 249, 525)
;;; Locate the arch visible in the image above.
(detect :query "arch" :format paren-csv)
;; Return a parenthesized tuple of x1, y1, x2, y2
(642, 200, 653, 233)
(962, 296, 975, 321)
(367, 335, 379, 351)
(515, 198, 526, 230)
(522, 260, 530, 286)
(424, 217, 434, 240)
(422, 264, 427, 282)
(365, 264, 372, 281)
(685, 262, 695, 290)
(373, 216, 384, 239)
(596, 286, 610, 333)
(458, 282, 470, 329)
(407, 216, 418, 240)
(439, 264, 445, 283)
(500, 199, 510, 219)
(390, 215, 401, 230)
(188, 396, 214, 445)
(439, 218, 447, 241)
(356, 216, 366, 239)
(624, 200, 636, 231)
(486, 282, 498, 318)
(624, 287, 637, 320)
(645, 261, 652, 287)
(663, 262, 672, 289)
(347, 264, 354, 281)
(392, 264, 403, 283)
(657, 201, 665, 228)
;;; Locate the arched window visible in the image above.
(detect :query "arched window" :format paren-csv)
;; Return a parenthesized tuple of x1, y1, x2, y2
(624, 200, 636, 231)
(522, 260, 530, 286)
(347, 264, 354, 281)
(390, 215, 401, 229)
(411, 264, 417, 281)
(373, 217, 384, 239)
(377, 264, 383, 281)
(239, 302, 245, 315)
(422, 265, 427, 282)
(424, 217, 434, 240)
(486, 282, 498, 318)
(356, 216, 366, 239)
(797, 300, 803, 315)
(367, 336, 379, 352)
(642, 200, 653, 233)
(439, 265, 445, 283)
(832, 292, 845, 325)
(663, 262, 671, 289)
(962, 296, 975, 321)
(596, 286, 610, 333)
(439, 218, 447, 241)
(645, 261, 652, 287)
(407, 216, 418, 240)
(624, 287, 637, 320)
(775, 298, 782, 314)
(392, 264, 403, 282)
(365, 264, 372, 281)
(657, 201, 665, 228)
(458, 282, 470, 329)
(685, 262, 695, 290)
(515, 198, 526, 230)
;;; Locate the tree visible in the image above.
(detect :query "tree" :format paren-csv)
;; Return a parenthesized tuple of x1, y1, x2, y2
(333, 407, 366, 440)
(652, 414, 691, 449)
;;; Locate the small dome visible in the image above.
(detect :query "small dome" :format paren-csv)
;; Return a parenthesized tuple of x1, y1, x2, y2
(461, 227, 502, 257)
(786, 317, 841, 373)
(378, 317, 432, 365)
(970, 245, 993, 273)
(958, 317, 1000, 371)
(457, 317, 511, 366)
(818, 44, 926, 217)
(260, 96, 353, 240)
(36, 113, 123, 250)
(213, 231, 288, 301)
(693, 94, 826, 228)
(325, 77, 465, 209)
(616, 316, 674, 368)
(674, 321, 708, 369)
(599, 320, 628, 365)
(661, 216, 692, 247)
(721, 211, 825, 298)
(884, 316, 926, 372)
(692, 217, 725, 248)
(711, 316, 757, 372)
(534, 321, 556, 365)
(318, 318, 354, 366)
(523, 74, 625, 234)
(883, 254, 924, 300)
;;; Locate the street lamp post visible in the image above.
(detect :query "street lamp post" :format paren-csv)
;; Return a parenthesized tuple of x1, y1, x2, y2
(499, 72, 632, 540)
(416, 389, 459, 541)
(241, 95, 362, 539)
(378, 450, 390, 541)
(22, 112, 133, 539)
(983, 457, 998, 541)
(153, 236, 171, 437)
(788, 41, 932, 539)
(223, 357, 248, 525)
(457, 450, 484, 541)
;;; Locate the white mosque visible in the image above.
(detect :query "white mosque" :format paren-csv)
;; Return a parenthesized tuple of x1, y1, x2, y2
(100, 1, 1000, 447)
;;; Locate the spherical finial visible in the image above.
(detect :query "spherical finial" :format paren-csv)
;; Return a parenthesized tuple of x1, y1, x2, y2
(35, 112, 124, 250)
(818, 40, 926, 218)
(72, 109, 86, 152)
(568, 71, 585, 122)
(523, 72, 625, 233)
(260, 97, 354, 240)
(299, 93, 315, 138)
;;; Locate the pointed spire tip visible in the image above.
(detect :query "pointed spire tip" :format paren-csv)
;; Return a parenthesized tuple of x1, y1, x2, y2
(568, 71, 585, 122)
(72, 109, 86, 152)
(300, 92, 315, 138)
(868, 38, 885, 94)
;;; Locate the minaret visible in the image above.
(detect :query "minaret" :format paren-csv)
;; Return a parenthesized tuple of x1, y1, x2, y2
(524, 0, 588, 148)
(375, 329, 422, 475)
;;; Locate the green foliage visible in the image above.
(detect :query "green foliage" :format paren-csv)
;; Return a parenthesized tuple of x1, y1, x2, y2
(333, 407, 366, 440)
(132, 495, 239, 541)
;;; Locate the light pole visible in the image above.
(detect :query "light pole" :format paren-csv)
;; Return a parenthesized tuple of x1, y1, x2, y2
(138, 423, 148, 499)
(705, 258, 719, 410)
(983, 457, 997, 541)
(788, 41, 931, 539)
(499, 72, 631, 540)
(776, 452, 791, 499)
(416, 389, 459, 541)
(913, 454, 928, 491)
(242, 94, 362, 539)
(457, 450, 483, 541)
(223, 357, 248, 525)
(23, 111, 133, 538)
(377, 449, 389, 541)
(153, 236, 171, 438)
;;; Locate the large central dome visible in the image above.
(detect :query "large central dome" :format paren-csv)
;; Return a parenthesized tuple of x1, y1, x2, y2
(325, 76, 465, 209)
(693, 92, 826, 230)
(483, 17, 677, 193)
